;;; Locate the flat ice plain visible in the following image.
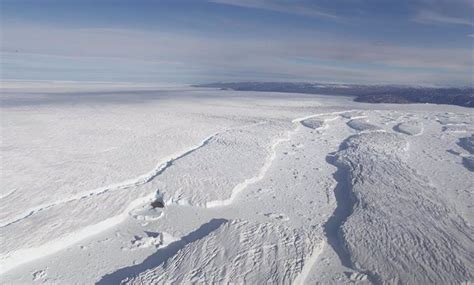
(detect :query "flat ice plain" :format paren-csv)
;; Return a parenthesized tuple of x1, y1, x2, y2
(1, 83, 473, 284)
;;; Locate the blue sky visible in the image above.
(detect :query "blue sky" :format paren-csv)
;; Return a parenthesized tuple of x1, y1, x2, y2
(1, 0, 473, 85)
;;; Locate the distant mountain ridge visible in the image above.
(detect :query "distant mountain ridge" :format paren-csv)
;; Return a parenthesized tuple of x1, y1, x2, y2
(194, 82, 474, 108)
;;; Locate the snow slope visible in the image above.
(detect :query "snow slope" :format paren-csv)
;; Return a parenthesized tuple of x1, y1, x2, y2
(121, 219, 319, 284)
(1, 86, 473, 284)
(334, 132, 472, 283)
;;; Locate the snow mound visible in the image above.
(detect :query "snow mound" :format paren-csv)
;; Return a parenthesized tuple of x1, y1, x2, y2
(346, 119, 383, 132)
(333, 132, 474, 283)
(442, 125, 472, 133)
(393, 121, 423, 136)
(32, 270, 47, 281)
(128, 235, 161, 250)
(340, 111, 366, 120)
(125, 220, 319, 284)
(340, 132, 408, 156)
(300, 118, 324, 129)
(436, 115, 469, 126)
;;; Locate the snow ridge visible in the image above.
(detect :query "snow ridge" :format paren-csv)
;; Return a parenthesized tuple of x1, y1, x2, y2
(331, 131, 474, 283)
(0, 131, 225, 275)
(206, 125, 299, 208)
(97, 219, 229, 285)
(0, 133, 218, 229)
(293, 241, 326, 284)
(291, 110, 358, 123)
(206, 110, 359, 208)
(0, 122, 269, 275)
(122, 220, 318, 284)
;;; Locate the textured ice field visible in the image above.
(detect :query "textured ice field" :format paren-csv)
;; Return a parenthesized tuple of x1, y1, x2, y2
(1, 86, 473, 284)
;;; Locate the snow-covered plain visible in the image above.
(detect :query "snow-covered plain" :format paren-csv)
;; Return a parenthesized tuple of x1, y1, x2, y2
(1, 85, 473, 284)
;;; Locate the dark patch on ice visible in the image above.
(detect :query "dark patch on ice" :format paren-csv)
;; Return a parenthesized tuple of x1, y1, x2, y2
(96, 218, 228, 285)
(462, 156, 474, 171)
(457, 135, 474, 171)
(150, 200, 164, 208)
(458, 135, 474, 154)
(144, 231, 160, 238)
(324, 152, 356, 269)
(446, 149, 461, 156)
(151, 190, 165, 208)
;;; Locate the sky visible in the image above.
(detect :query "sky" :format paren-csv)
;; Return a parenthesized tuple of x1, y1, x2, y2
(1, 0, 473, 86)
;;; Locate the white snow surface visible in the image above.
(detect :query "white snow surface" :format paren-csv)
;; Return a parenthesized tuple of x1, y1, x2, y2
(0, 86, 473, 284)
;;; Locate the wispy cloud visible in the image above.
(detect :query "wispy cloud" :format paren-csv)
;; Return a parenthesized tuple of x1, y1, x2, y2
(209, 0, 341, 20)
(3, 24, 472, 70)
(1, 23, 472, 85)
(413, 0, 474, 27)
(414, 10, 474, 26)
